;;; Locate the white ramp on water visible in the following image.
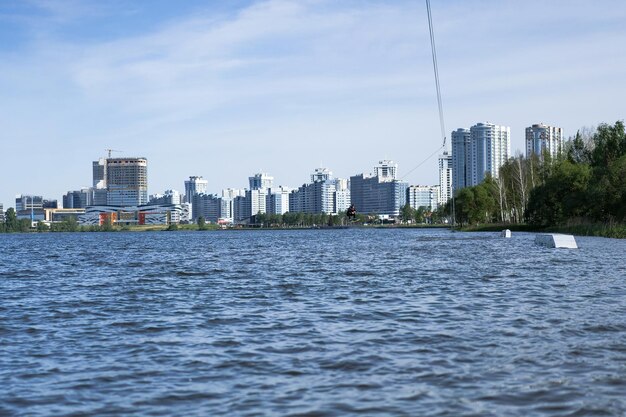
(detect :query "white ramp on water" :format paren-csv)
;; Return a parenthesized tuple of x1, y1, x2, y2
(535, 233, 578, 249)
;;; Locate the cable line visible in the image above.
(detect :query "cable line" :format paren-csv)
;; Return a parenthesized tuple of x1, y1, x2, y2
(426, 0, 447, 149)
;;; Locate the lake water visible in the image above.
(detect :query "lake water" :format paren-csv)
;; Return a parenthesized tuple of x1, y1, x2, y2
(1, 228, 625, 416)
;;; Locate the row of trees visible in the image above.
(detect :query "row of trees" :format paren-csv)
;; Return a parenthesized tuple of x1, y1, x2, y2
(527, 121, 626, 225)
(447, 121, 626, 227)
(0, 208, 31, 233)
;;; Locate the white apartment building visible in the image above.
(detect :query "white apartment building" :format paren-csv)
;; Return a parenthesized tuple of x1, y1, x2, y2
(438, 152, 452, 205)
(470, 122, 510, 185)
(249, 172, 274, 190)
(406, 185, 439, 211)
(374, 160, 398, 181)
(525, 123, 564, 160)
(266, 187, 291, 215)
(184, 176, 208, 203)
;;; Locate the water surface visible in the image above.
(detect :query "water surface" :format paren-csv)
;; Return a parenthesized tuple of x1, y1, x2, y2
(1, 229, 625, 416)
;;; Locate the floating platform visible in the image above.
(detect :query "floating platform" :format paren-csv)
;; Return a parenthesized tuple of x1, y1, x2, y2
(535, 233, 578, 249)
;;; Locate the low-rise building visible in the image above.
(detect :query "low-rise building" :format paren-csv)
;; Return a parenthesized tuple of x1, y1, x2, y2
(407, 185, 439, 212)
(78, 204, 184, 226)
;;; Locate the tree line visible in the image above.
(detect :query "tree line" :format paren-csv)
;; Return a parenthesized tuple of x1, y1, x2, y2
(447, 121, 626, 228)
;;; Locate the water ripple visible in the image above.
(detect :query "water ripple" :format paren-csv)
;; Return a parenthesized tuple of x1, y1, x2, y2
(1, 229, 625, 416)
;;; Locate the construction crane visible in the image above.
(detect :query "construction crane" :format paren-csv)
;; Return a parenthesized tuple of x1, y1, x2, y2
(105, 149, 123, 158)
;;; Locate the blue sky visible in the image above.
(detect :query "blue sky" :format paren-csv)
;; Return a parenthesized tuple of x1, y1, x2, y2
(1, 0, 625, 208)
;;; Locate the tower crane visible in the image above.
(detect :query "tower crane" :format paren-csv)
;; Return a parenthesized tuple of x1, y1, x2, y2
(105, 149, 123, 158)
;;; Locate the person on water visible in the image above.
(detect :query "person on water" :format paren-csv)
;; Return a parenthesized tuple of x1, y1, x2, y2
(346, 204, 356, 220)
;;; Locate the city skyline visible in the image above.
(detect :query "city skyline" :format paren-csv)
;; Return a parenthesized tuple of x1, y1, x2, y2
(2, 0, 626, 208)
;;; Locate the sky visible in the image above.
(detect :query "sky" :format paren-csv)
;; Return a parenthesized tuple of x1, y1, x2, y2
(1, 0, 625, 208)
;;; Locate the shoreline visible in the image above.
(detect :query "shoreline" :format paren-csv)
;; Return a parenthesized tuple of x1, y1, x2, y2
(2, 222, 624, 239)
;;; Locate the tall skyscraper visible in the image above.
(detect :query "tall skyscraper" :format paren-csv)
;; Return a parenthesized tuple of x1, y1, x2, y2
(249, 172, 274, 190)
(469, 122, 510, 185)
(451, 128, 471, 193)
(184, 176, 208, 203)
(106, 157, 148, 206)
(0, 203, 4, 223)
(525, 123, 564, 160)
(438, 152, 452, 205)
(92, 158, 107, 189)
(451, 123, 510, 191)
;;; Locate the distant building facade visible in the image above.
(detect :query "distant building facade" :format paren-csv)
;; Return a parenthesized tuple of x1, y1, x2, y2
(0, 203, 4, 223)
(106, 157, 148, 206)
(63, 189, 91, 209)
(451, 128, 471, 193)
(150, 190, 182, 205)
(288, 168, 349, 215)
(184, 176, 208, 203)
(438, 152, 452, 205)
(92, 158, 107, 189)
(79, 204, 184, 226)
(15, 195, 57, 223)
(451, 123, 510, 192)
(249, 172, 274, 190)
(350, 160, 407, 217)
(407, 185, 439, 211)
(267, 187, 291, 215)
(192, 194, 222, 223)
(525, 123, 564, 160)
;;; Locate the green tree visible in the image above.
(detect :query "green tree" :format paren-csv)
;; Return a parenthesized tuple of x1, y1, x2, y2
(400, 203, 415, 223)
(414, 206, 426, 224)
(197, 216, 207, 231)
(36, 221, 49, 232)
(4, 207, 17, 232)
(526, 160, 591, 226)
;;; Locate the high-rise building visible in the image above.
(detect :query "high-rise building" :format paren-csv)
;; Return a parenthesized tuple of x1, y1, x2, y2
(192, 193, 221, 223)
(526, 123, 564, 160)
(221, 188, 245, 222)
(334, 179, 351, 213)
(267, 187, 291, 215)
(311, 167, 332, 183)
(246, 189, 268, 217)
(438, 152, 452, 205)
(63, 189, 91, 209)
(0, 203, 4, 223)
(451, 128, 471, 193)
(92, 158, 107, 189)
(350, 161, 407, 217)
(289, 180, 337, 214)
(106, 157, 148, 206)
(469, 122, 510, 185)
(374, 160, 397, 181)
(150, 190, 181, 205)
(453, 123, 510, 191)
(184, 176, 208, 203)
(249, 172, 274, 190)
(288, 168, 348, 215)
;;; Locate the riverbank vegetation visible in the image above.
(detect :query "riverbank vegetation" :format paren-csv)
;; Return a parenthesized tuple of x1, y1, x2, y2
(447, 121, 625, 237)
